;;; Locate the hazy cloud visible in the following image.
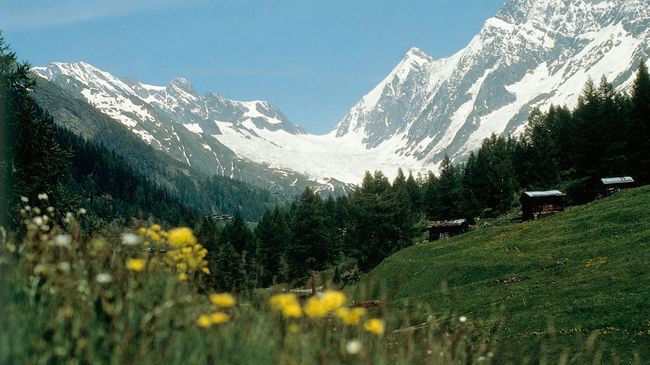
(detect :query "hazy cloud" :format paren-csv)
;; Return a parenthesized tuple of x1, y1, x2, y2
(0, 0, 202, 31)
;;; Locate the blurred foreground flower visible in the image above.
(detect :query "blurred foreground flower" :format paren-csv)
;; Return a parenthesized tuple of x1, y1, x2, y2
(346, 339, 362, 355)
(209, 293, 236, 308)
(364, 319, 385, 335)
(126, 258, 145, 272)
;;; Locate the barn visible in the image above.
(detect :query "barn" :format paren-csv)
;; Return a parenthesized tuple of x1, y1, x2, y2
(601, 176, 635, 196)
(520, 190, 566, 220)
(427, 219, 469, 241)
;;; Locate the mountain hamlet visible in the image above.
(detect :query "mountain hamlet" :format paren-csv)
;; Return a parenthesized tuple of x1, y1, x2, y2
(2, 0, 650, 363)
(31, 0, 649, 194)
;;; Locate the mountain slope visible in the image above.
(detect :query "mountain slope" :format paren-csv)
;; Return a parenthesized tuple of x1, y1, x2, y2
(31, 66, 352, 195)
(337, 0, 649, 166)
(357, 186, 650, 361)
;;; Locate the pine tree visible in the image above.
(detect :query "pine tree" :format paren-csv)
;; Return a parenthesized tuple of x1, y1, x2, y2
(629, 61, 650, 182)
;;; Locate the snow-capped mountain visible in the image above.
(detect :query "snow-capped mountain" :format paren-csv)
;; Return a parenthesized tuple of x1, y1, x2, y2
(33, 0, 649, 186)
(337, 0, 649, 166)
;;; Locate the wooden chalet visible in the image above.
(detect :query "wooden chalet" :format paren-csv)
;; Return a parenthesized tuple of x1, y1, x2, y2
(520, 190, 566, 220)
(427, 219, 469, 241)
(601, 176, 635, 196)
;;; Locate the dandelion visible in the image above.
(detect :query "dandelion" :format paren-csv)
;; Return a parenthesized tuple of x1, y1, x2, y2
(209, 293, 236, 308)
(151, 224, 162, 232)
(20, 196, 29, 203)
(209, 312, 230, 325)
(269, 293, 299, 311)
(202, 267, 210, 274)
(304, 296, 327, 319)
(282, 303, 303, 318)
(95, 273, 112, 284)
(321, 290, 347, 312)
(459, 315, 467, 323)
(196, 314, 212, 328)
(53, 234, 72, 247)
(346, 339, 363, 355)
(126, 258, 146, 272)
(121, 232, 141, 246)
(363, 318, 385, 335)
(167, 227, 197, 247)
(336, 307, 366, 326)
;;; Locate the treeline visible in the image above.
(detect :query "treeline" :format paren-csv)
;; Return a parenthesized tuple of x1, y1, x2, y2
(204, 62, 650, 291)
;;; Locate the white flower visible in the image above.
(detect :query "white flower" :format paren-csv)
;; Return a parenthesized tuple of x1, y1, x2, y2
(78, 208, 87, 215)
(459, 315, 467, 323)
(38, 193, 48, 200)
(20, 196, 29, 203)
(47, 206, 55, 213)
(346, 339, 362, 355)
(121, 233, 142, 246)
(33, 207, 41, 215)
(53, 234, 72, 247)
(33, 217, 43, 226)
(95, 273, 112, 284)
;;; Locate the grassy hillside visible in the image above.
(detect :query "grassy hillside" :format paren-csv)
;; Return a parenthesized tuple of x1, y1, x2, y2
(357, 186, 650, 362)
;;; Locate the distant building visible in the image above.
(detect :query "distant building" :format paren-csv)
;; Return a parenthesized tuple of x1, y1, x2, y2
(601, 176, 635, 196)
(520, 190, 566, 220)
(427, 219, 469, 241)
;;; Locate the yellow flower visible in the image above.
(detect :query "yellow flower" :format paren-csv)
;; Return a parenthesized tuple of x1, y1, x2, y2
(303, 297, 327, 319)
(209, 312, 230, 325)
(269, 293, 298, 310)
(151, 224, 162, 232)
(209, 293, 236, 308)
(202, 267, 211, 274)
(321, 290, 347, 312)
(126, 258, 145, 272)
(167, 227, 197, 247)
(178, 273, 188, 281)
(282, 303, 303, 318)
(336, 307, 367, 326)
(363, 318, 385, 335)
(146, 230, 161, 242)
(196, 314, 212, 328)
(288, 323, 300, 333)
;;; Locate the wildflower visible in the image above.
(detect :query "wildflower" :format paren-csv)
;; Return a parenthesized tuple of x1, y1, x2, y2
(151, 224, 162, 232)
(282, 302, 303, 318)
(53, 234, 72, 247)
(121, 232, 141, 246)
(57, 261, 71, 273)
(47, 206, 55, 213)
(459, 315, 467, 323)
(288, 323, 300, 333)
(196, 314, 212, 328)
(209, 293, 236, 308)
(336, 307, 366, 326)
(202, 267, 210, 274)
(269, 293, 299, 310)
(146, 230, 161, 242)
(95, 273, 112, 284)
(346, 339, 362, 355)
(304, 297, 327, 319)
(126, 258, 146, 272)
(78, 208, 87, 215)
(38, 193, 48, 200)
(321, 290, 347, 312)
(209, 312, 230, 325)
(33, 217, 43, 226)
(363, 318, 385, 335)
(20, 196, 29, 203)
(167, 227, 197, 247)
(178, 273, 188, 281)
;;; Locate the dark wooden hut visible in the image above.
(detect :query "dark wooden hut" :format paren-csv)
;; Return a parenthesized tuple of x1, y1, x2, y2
(427, 219, 469, 241)
(520, 190, 566, 220)
(601, 176, 635, 196)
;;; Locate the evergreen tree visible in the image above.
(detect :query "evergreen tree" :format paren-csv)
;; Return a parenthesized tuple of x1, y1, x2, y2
(255, 205, 291, 286)
(629, 61, 650, 183)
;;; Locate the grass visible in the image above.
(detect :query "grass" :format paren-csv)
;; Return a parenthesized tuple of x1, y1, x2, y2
(354, 186, 650, 363)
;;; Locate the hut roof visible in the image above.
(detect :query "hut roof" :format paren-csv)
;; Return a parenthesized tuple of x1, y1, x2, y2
(522, 190, 566, 198)
(601, 176, 635, 185)
(427, 219, 467, 229)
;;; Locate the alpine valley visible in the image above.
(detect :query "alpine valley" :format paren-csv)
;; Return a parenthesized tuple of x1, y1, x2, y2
(32, 0, 649, 191)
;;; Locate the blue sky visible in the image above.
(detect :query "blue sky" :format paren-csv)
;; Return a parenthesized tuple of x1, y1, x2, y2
(1, 0, 505, 133)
